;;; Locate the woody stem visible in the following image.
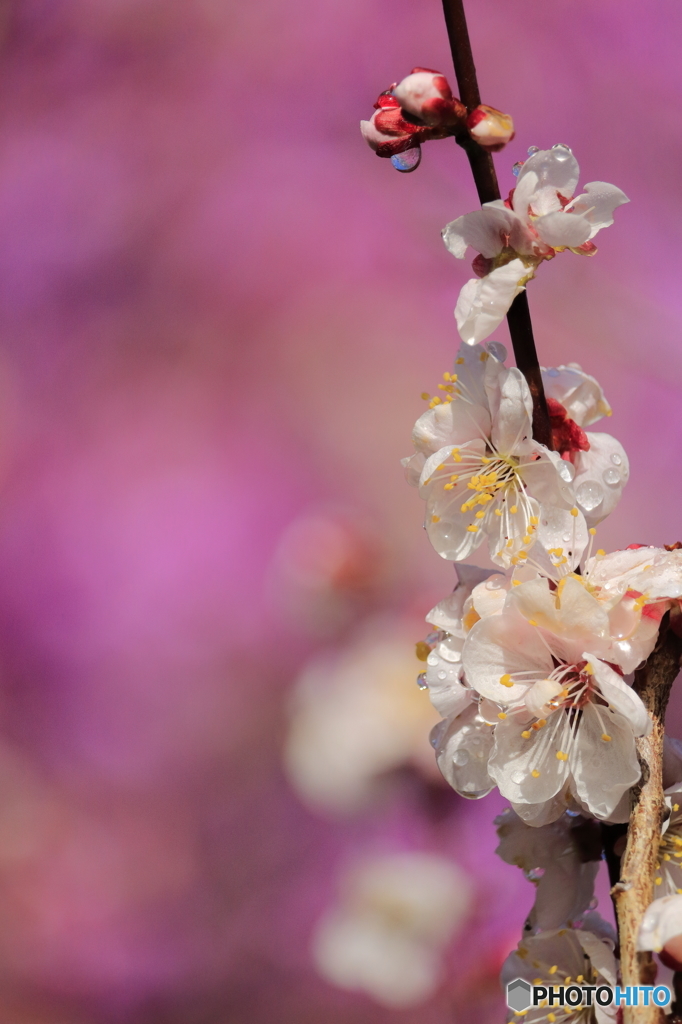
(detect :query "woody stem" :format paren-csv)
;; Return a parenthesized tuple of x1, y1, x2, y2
(440, 0, 553, 449)
(614, 621, 682, 1024)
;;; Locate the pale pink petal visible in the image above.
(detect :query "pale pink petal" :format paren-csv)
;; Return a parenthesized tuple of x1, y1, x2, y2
(535, 210, 592, 249)
(455, 260, 527, 345)
(442, 205, 515, 259)
(565, 181, 629, 238)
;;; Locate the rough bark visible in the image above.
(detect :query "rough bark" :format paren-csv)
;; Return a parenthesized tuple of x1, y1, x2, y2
(614, 624, 682, 1024)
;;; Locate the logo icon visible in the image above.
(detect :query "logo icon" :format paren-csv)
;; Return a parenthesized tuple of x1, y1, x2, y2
(507, 978, 532, 1013)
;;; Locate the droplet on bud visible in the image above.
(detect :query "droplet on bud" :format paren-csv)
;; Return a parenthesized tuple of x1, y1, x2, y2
(416, 671, 428, 690)
(603, 468, 620, 486)
(527, 145, 539, 155)
(390, 146, 421, 172)
(610, 453, 622, 466)
(512, 161, 523, 177)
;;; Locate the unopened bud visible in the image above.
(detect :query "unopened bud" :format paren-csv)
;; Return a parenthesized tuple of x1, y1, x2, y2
(466, 104, 515, 151)
(393, 68, 466, 127)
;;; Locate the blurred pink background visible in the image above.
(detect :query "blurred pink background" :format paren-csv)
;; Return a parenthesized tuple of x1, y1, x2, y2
(0, 0, 677, 1021)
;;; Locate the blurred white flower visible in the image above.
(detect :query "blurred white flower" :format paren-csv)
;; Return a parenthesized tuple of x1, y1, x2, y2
(442, 146, 628, 344)
(495, 808, 601, 930)
(502, 920, 618, 1024)
(284, 617, 440, 813)
(312, 852, 472, 1007)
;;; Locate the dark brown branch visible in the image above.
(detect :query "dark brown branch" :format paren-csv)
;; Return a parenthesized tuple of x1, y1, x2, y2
(441, 0, 552, 450)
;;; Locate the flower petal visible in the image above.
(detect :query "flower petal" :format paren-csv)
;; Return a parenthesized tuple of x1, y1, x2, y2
(490, 710, 571, 808)
(584, 655, 651, 736)
(516, 146, 581, 200)
(442, 205, 516, 259)
(565, 181, 629, 238)
(637, 894, 682, 952)
(455, 260, 527, 345)
(462, 608, 553, 703)
(426, 564, 498, 633)
(573, 432, 629, 527)
(433, 704, 496, 798)
(487, 366, 533, 454)
(510, 576, 610, 657)
(570, 703, 641, 820)
(541, 364, 612, 427)
(535, 211, 592, 249)
(411, 397, 491, 456)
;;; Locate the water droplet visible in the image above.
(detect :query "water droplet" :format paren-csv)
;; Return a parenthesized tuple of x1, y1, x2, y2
(416, 672, 428, 690)
(437, 670, 447, 681)
(527, 146, 539, 155)
(453, 749, 470, 767)
(562, 533, 571, 543)
(558, 460, 575, 482)
(547, 367, 560, 377)
(512, 161, 523, 177)
(576, 480, 604, 512)
(552, 143, 573, 155)
(486, 341, 507, 362)
(589, 897, 599, 910)
(511, 770, 525, 784)
(391, 146, 421, 173)
(429, 720, 447, 749)
(610, 453, 622, 466)
(427, 652, 439, 666)
(603, 468, 620, 487)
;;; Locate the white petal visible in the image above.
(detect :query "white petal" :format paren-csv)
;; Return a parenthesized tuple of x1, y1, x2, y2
(573, 432, 629, 527)
(576, 930, 618, 986)
(490, 711, 571, 807)
(584, 655, 651, 736)
(471, 573, 511, 619)
(509, 576, 610, 656)
(531, 504, 589, 575)
(510, 168, 538, 223)
(541, 364, 611, 426)
(425, 653, 471, 718)
(434, 704, 496, 798)
(637, 894, 682, 952)
(510, 790, 570, 826)
(419, 441, 490, 560)
(412, 398, 491, 456)
(487, 366, 533, 454)
(401, 452, 425, 487)
(535, 211, 592, 249)
(570, 704, 641, 820)
(455, 260, 527, 345)
(462, 609, 553, 703)
(565, 181, 629, 238)
(426, 564, 498, 633)
(516, 146, 581, 200)
(442, 205, 515, 259)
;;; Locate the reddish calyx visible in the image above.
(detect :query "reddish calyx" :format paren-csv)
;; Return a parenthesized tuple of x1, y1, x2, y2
(546, 398, 590, 458)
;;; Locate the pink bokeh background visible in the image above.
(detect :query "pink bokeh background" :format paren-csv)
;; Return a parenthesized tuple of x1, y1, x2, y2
(0, 0, 677, 1020)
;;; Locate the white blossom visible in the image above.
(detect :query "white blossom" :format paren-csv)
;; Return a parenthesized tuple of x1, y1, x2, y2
(502, 921, 618, 1024)
(442, 146, 628, 344)
(404, 345, 585, 570)
(431, 703, 496, 799)
(461, 577, 650, 821)
(312, 852, 472, 1007)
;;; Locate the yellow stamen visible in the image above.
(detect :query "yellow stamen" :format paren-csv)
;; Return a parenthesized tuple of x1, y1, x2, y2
(498, 712, 507, 720)
(601, 733, 611, 742)
(500, 674, 513, 687)
(531, 769, 540, 778)
(431, 515, 440, 523)
(570, 507, 579, 517)
(556, 751, 568, 761)
(521, 730, 531, 739)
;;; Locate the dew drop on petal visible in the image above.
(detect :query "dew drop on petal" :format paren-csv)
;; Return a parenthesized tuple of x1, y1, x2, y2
(437, 670, 447, 681)
(427, 652, 439, 666)
(511, 770, 525, 784)
(453, 749, 470, 767)
(576, 480, 604, 512)
(547, 367, 560, 377)
(551, 143, 573, 158)
(391, 146, 421, 172)
(558, 460, 575, 483)
(512, 161, 523, 177)
(416, 672, 428, 690)
(610, 453, 622, 466)
(527, 146, 539, 155)
(487, 341, 507, 362)
(602, 468, 620, 487)
(562, 534, 571, 543)
(429, 720, 447, 748)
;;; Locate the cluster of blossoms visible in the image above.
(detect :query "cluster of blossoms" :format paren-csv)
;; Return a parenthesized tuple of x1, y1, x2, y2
(406, 338, 682, 998)
(361, 68, 514, 171)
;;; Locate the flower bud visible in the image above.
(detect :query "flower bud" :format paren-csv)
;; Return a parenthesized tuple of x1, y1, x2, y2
(360, 91, 454, 159)
(393, 68, 466, 127)
(466, 104, 515, 151)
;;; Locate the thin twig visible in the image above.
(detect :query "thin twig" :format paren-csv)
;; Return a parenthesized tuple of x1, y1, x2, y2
(440, 0, 552, 449)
